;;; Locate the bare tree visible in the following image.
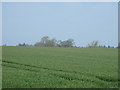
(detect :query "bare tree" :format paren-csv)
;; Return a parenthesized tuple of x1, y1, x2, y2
(87, 40, 100, 48)
(34, 36, 57, 47)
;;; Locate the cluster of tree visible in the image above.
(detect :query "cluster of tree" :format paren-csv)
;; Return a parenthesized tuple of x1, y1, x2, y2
(16, 36, 116, 48)
(17, 43, 32, 46)
(56, 39, 75, 47)
(87, 40, 115, 48)
(34, 36, 75, 47)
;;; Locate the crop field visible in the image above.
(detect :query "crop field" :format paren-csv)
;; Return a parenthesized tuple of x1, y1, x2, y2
(2, 46, 118, 88)
(0, 46, 2, 89)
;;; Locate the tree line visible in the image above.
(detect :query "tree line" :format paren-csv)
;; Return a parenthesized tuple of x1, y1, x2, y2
(15, 36, 116, 48)
(34, 36, 74, 47)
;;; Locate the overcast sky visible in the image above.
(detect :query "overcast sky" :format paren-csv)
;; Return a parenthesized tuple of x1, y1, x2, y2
(2, 2, 118, 46)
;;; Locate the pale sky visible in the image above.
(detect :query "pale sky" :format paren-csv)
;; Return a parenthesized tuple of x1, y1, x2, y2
(0, 3, 2, 46)
(2, 2, 118, 46)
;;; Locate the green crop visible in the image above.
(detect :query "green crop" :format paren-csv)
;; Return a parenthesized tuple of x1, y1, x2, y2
(2, 46, 118, 88)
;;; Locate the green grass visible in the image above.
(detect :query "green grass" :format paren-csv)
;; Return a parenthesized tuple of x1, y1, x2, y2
(2, 46, 118, 88)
